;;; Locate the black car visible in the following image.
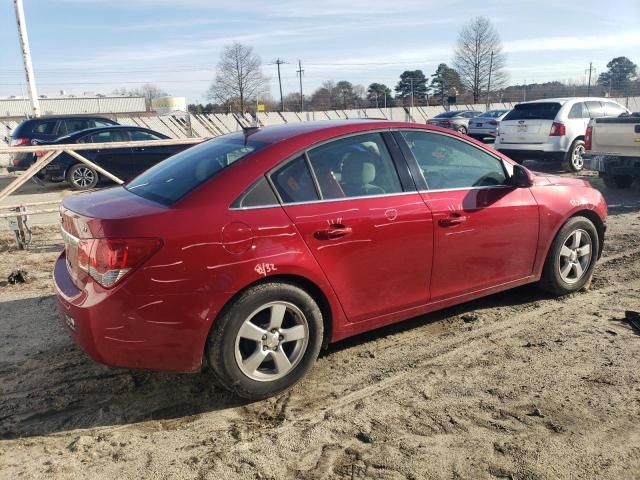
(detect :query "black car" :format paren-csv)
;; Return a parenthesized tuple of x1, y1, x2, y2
(7, 115, 119, 170)
(12, 125, 194, 190)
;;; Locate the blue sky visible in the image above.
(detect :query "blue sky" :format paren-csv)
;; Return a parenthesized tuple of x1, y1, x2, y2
(1, 0, 639, 104)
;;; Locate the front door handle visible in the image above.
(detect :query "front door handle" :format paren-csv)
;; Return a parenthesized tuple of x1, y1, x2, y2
(314, 224, 353, 240)
(438, 214, 468, 227)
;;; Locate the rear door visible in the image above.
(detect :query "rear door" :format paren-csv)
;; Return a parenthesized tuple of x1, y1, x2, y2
(77, 130, 130, 179)
(499, 102, 562, 144)
(272, 132, 434, 323)
(398, 130, 539, 300)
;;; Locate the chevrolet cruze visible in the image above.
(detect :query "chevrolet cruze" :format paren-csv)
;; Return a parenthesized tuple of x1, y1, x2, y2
(54, 120, 607, 399)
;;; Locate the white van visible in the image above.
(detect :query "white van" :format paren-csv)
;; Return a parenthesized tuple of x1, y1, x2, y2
(494, 97, 629, 171)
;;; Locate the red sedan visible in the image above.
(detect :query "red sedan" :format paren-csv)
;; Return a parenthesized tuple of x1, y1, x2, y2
(54, 120, 607, 399)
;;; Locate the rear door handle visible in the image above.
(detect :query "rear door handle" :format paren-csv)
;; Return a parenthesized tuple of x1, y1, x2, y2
(314, 224, 352, 240)
(438, 215, 468, 227)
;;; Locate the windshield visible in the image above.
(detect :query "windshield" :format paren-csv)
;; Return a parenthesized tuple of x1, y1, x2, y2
(503, 103, 561, 121)
(433, 111, 460, 118)
(126, 133, 268, 205)
(479, 110, 508, 118)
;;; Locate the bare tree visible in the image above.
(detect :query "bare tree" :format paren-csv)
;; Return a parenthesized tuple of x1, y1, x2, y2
(453, 17, 507, 103)
(128, 83, 168, 109)
(208, 42, 267, 113)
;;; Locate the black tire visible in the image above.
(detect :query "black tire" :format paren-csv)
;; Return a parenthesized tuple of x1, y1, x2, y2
(601, 173, 634, 189)
(539, 216, 599, 296)
(207, 282, 323, 400)
(66, 163, 98, 190)
(561, 139, 586, 172)
(457, 125, 468, 135)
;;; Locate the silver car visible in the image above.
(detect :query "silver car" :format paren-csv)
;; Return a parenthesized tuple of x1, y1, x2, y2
(426, 110, 481, 134)
(468, 109, 510, 141)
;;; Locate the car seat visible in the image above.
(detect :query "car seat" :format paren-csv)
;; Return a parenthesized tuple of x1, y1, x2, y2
(340, 151, 385, 197)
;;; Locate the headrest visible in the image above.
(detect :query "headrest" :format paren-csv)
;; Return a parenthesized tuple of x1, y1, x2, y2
(342, 151, 377, 185)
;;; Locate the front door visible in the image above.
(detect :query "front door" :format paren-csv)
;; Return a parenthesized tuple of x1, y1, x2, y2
(398, 130, 539, 300)
(272, 132, 434, 323)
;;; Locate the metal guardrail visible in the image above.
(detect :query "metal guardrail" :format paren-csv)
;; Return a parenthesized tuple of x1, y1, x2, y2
(0, 138, 205, 247)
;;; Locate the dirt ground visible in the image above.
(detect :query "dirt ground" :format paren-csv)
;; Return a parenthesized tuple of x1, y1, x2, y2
(0, 171, 639, 479)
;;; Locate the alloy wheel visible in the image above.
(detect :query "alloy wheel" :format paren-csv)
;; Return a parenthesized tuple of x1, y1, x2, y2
(234, 301, 309, 382)
(571, 144, 585, 170)
(558, 229, 592, 284)
(71, 166, 96, 188)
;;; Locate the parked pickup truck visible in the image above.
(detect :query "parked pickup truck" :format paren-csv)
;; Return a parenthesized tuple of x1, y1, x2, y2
(584, 113, 640, 188)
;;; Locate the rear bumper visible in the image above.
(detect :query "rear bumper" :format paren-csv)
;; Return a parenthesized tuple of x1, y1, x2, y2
(584, 154, 640, 176)
(53, 252, 206, 373)
(496, 149, 566, 162)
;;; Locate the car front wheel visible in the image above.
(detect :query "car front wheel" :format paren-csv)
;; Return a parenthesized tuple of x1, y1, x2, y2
(66, 163, 98, 190)
(539, 216, 598, 295)
(207, 282, 324, 400)
(457, 125, 467, 134)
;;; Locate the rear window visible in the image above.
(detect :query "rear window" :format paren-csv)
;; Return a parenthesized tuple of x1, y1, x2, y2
(503, 103, 562, 121)
(126, 133, 267, 205)
(433, 111, 459, 118)
(479, 110, 508, 118)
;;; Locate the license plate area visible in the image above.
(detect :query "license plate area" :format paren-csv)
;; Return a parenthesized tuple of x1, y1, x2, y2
(517, 125, 528, 133)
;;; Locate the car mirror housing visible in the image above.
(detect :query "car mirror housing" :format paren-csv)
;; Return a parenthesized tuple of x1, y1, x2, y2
(510, 164, 534, 188)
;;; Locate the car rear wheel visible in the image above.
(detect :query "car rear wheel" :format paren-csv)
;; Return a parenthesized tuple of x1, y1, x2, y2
(66, 163, 98, 190)
(539, 216, 598, 296)
(562, 139, 585, 172)
(207, 282, 323, 399)
(457, 125, 467, 135)
(601, 173, 634, 189)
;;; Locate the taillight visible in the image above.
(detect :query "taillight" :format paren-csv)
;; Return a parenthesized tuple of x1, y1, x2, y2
(441, 120, 451, 126)
(488, 120, 498, 126)
(35, 151, 46, 157)
(585, 126, 592, 150)
(78, 238, 162, 288)
(549, 122, 566, 136)
(10, 138, 30, 146)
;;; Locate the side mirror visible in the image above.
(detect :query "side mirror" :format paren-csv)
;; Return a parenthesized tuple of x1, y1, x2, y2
(510, 164, 534, 188)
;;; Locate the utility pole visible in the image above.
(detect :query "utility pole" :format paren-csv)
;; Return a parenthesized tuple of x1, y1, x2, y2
(486, 51, 494, 109)
(523, 80, 527, 102)
(14, 0, 40, 117)
(296, 60, 304, 112)
(586, 62, 595, 97)
(410, 78, 414, 112)
(275, 58, 285, 111)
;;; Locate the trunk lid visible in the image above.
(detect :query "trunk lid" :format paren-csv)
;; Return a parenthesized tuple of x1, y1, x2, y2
(499, 102, 562, 144)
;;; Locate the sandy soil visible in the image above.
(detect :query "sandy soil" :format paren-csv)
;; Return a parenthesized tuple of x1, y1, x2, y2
(0, 174, 639, 479)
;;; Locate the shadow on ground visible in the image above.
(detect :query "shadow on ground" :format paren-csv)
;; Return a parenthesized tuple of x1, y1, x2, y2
(0, 283, 556, 439)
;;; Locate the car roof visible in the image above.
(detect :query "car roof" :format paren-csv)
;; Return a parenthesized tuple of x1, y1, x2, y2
(520, 97, 616, 105)
(22, 115, 117, 121)
(231, 119, 425, 144)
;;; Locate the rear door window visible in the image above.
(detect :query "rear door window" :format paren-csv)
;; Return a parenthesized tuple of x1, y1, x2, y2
(271, 156, 319, 204)
(59, 119, 93, 135)
(503, 103, 561, 121)
(78, 131, 126, 143)
(94, 120, 116, 128)
(568, 102, 587, 119)
(306, 133, 403, 199)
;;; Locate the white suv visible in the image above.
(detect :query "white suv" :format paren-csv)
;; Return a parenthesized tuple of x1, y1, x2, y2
(494, 97, 629, 171)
